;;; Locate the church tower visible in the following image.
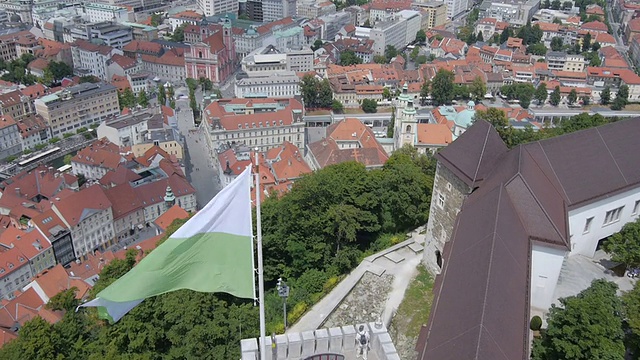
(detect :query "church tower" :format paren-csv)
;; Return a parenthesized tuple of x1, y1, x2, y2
(394, 83, 412, 150)
(164, 186, 176, 209)
(399, 98, 417, 149)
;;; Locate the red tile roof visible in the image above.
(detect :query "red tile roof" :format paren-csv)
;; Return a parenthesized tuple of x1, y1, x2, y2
(103, 183, 143, 221)
(154, 204, 189, 231)
(581, 20, 608, 32)
(265, 141, 311, 181)
(204, 98, 303, 131)
(72, 139, 123, 171)
(52, 185, 111, 227)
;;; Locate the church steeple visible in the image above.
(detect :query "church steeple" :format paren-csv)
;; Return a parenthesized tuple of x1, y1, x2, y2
(164, 186, 176, 208)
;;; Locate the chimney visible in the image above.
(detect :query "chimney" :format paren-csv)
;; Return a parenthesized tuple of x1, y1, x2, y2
(14, 187, 20, 196)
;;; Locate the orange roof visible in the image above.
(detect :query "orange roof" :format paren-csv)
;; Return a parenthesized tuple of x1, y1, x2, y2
(64, 250, 115, 280)
(171, 10, 203, 21)
(553, 70, 587, 79)
(265, 141, 311, 181)
(154, 204, 189, 231)
(72, 139, 123, 170)
(29, 264, 90, 302)
(27, 58, 49, 71)
(103, 183, 143, 221)
(416, 123, 452, 146)
(0, 227, 50, 261)
(581, 20, 608, 32)
(594, 32, 616, 44)
(204, 98, 303, 131)
(535, 22, 561, 32)
(110, 74, 131, 92)
(0, 114, 16, 130)
(21, 83, 48, 99)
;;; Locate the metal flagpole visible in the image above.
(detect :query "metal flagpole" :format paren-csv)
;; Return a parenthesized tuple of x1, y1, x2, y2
(254, 150, 267, 360)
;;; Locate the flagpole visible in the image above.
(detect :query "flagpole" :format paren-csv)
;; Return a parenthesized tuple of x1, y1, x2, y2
(254, 150, 267, 360)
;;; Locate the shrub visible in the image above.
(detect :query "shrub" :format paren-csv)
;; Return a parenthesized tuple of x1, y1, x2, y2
(323, 276, 339, 293)
(287, 301, 307, 325)
(296, 269, 328, 295)
(530, 315, 542, 331)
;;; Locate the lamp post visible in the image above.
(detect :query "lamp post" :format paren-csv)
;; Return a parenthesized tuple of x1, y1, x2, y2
(277, 277, 290, 331)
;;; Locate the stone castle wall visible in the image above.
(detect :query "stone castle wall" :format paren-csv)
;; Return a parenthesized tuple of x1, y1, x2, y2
(241, 322, 400, 360)
(423, 161, 469, 275)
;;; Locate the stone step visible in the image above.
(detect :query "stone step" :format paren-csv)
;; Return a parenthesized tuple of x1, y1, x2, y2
(408, 242, 424, 254)
(384, 251, 405, 264)
(367, 263, 387, 276)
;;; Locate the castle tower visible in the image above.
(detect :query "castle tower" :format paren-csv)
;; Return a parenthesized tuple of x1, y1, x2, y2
(164, 186, 176, 209)
(393, 83, 412, 151)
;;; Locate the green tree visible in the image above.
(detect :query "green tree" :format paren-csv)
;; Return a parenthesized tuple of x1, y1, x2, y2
(610, 84, 629, 110)
(384, 45, 398, 62)
(373, 55, 387, 64)
(158, 84, 166, 106)
(79, 75, 99, 83)
(300, 74, 319, 108)
(415, 29, 427, 43)
(474, 108, 518, 147)
(476, 30, 484, 42)
(582, 32, 592, 52)
(562, 0, 573, 9)
(622, 280, 640, 354)
(150, 13, 163, 26)
(551, 0, 561, 9)
(63, 154, 72, 165)
(567, 88, 578, 105)
(318, 79, 333, 108)
(431, 69, 455, 106)
(382, 87, 391, 100)
(199, 77, 213, 91)
(137, 89, 149, 108)
(331, 99, 344, 114)
(324, 204, 362, 254)
(531, 279, 625, 360)
(581, 95, 590, 105)
(339, 50, 362, 66)
(553, 17, 563, 24)
(415, 55, 427, 64)
(420, 80, 430, 105)
(500, 27, 512, 43)
(600, 86, 611, 105)
(46, 287, 80, 311)
(527, 43, 548, 56)
(410, 46, 420, 61)
(551, 36, 564, 51)
(543, 0, 551, 7)
(591, 41, 601, 52)
(44, 61, 73, 82)
(535, 83, 548, 105)
(311, 39, 324, 51)
(170, 23, 187, 42)
(363, 19, 372, 28)
(550, 86, 561, 106)
(361, 98, 378, 113)
(602, 215, 640, 268)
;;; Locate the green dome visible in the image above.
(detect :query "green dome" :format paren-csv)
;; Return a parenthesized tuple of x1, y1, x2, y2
(454, 109, 475, 128)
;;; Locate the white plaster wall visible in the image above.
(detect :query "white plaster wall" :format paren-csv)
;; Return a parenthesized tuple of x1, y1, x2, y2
(568, 186, 640, 257)
(531, 244, 566, 310)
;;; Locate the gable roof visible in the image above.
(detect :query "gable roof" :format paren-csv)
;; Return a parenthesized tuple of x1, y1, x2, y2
(435, 120, 508, 188)
(53, 185, 111, 227)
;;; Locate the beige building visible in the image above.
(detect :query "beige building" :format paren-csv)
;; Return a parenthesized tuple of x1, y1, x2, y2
(562, 54, 586, 72)
(0, 90, 35, 120)
(132, 140, 183, 160)
(35, 82, 120, 137)
(414, 2, 447, 30)
(52, 185, 116, 259)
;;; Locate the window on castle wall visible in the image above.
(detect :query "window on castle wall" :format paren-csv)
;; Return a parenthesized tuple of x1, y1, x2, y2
(437, 193, 445, 209)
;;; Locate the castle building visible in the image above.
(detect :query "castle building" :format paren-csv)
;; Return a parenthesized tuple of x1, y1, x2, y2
(417, 118, 640, 359)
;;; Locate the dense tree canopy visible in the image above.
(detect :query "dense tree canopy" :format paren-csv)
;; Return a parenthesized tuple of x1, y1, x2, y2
(603, 217, 640, 268)
(300, 74, 333, 109)
(531, 279, 625, 360)
(339, 50, 362, 66)
(431, 69, 455, 106)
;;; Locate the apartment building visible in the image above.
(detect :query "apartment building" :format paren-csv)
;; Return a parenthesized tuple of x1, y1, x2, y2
(197, 0, 237, 17)
(97, 109, 153, 147)
(0, 114, 23, 160)
(140, 48, 186, 84)
(16, 114, 51, 151)
(370, 17, 409, 56)
(202, 98, 305, 154)
(69, 21, 133, 49)
(0, 90, 34, 120)
(260, 0, 296, 22)
(369, 0, 412, 23)
(84, 2, 132, 23)
(34, 82, 120, 137)
(71, 40, 121, 80)
(414, 1, 447, 31)
(241, 46, 314, 74)
(52, 184, 115, 259)
(297, 0, 337, 19)
(479, 0, 540, 26)
(71, 138, 124, 180)
(235, 71, 301, 98)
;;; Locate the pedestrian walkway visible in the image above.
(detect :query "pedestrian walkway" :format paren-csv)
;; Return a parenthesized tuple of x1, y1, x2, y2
(287, 232, 425, 333)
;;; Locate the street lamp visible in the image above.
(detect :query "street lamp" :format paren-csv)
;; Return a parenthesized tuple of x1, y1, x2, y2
(277, 277, 290, 331)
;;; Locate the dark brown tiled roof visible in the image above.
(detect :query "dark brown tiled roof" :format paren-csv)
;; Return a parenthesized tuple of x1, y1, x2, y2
(435, 120, 508, 188)
(418, 118, 640, 360)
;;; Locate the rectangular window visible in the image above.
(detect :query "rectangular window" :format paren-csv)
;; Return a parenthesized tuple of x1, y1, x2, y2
(604, 206, 624, 225)
(633, 200, 640, 215)
(583, 217, 593, 233)
(437, 193, 445, 208)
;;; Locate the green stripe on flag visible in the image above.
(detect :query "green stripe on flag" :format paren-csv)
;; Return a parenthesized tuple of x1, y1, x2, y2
(98, 232, 255, 303)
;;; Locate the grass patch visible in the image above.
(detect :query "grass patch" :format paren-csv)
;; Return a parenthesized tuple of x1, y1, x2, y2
(392, 264, 434, 338)
(307, 110, 332, 115)
(344, 108, 365, 114)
